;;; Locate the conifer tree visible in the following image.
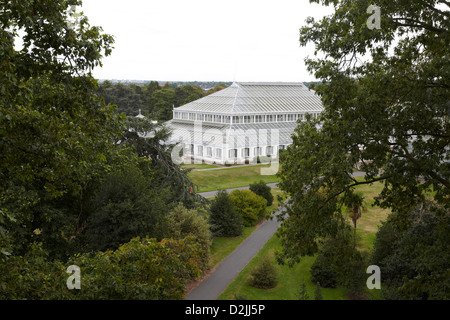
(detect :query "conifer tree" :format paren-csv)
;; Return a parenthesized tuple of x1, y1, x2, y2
(249, 181, 274, 206)
(314, 283, 323, 300)
(298, 281, 310, 300)
(209, 190, 243, 237)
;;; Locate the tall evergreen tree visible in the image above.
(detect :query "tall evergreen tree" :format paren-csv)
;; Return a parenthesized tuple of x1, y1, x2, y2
(249, 180, 274, 206)
(209, 190, 243, 237)
(298, 281, 310, 300)
(314, 283, 323, 300)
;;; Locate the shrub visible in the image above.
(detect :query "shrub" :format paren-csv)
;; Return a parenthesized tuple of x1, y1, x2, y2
(248, 256, 278, 289)
(209, 190, 243, 237)
(0, 237, 202, 300)
(249, 180, 274, 206)
(229, 190, 267, 227)
(0, 243, 69, 299)
(70, 236, 203, 300)
(166, 203, 211, 272)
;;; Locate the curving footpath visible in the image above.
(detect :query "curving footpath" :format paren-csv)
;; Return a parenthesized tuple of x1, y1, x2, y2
(186, 172, 365, 300)
(185, 209, 282, 300)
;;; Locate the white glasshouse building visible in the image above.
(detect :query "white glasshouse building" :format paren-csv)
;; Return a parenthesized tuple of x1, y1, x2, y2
(164, 82, 324, 165)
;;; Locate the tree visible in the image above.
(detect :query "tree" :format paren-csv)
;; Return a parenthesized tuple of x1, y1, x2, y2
(0, 2, 208, 299)
(249, 180, 274, 206)
(174, 85, 205, 106)
(342, 191, 365, 248)
(297, 281, 310, 300)
(314, 283, 323, 300)
(82, 160, 169, 252)
(0, 0, 119, 259)
(142, 81, 162, 112)
(97, 82, 143, 116)
(149, 88, 175, 121)
(309, 229, 367, 297)
(209, 190, 243, 237)
(121, 116, 201, 208)
(229, 190, 267, 227)
(276, 0, 449, 266)
(371, 202, 449, 300)
(206, 84, 228, 95)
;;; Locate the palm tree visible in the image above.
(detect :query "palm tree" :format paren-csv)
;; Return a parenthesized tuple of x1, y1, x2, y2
(344, 191, 366, 248)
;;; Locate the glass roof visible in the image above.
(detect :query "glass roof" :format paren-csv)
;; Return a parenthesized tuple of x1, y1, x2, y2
(174, 82, 323, 115)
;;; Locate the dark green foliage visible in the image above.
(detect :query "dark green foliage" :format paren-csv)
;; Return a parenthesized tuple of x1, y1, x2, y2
(298, 281, 310, 300)
(96, 81, 229, 121)
(249, 180, 274, 206)
(209, 190, 243, 237)
(83, 162, 168, 252)
(0, 243, 68, 299)
(0, 1, 211, 300)
(174, 84, 204, 107)
(149, 88, 176, 121)
(310, 255, 338, 288)
(370, 220, 397, 268)
(248, 256, 278, 289)
(314, 284, 323, 300)
(310, 230, 367, 297)
(121, 117, 201, 208)
(71, 237, 202, 300)
(97, 82, 145, 116)
(0, 0, 120, 260)
(277, 0, 450, 270)
(371, 203, 450, 300)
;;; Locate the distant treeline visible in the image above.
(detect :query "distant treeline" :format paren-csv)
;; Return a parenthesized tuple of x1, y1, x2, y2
(96, 81, 231, 120)
(97, 81, 319, 121)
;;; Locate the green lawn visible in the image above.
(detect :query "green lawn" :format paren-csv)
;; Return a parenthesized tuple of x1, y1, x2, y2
(351, 176, 390, 252)
(218, 235, 348, 300)
(218, 178, 390, 300)
(189, 164, 281, 192)
(210, 227, 257, 267)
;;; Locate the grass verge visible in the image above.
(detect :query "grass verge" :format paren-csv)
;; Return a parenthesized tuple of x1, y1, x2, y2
(218, 235, 348, 300)
(218, 178, 390, 300)
(188, 164, 280, 192)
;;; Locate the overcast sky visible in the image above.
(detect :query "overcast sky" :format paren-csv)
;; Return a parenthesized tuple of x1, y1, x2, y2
(80, 0, 333, 82)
